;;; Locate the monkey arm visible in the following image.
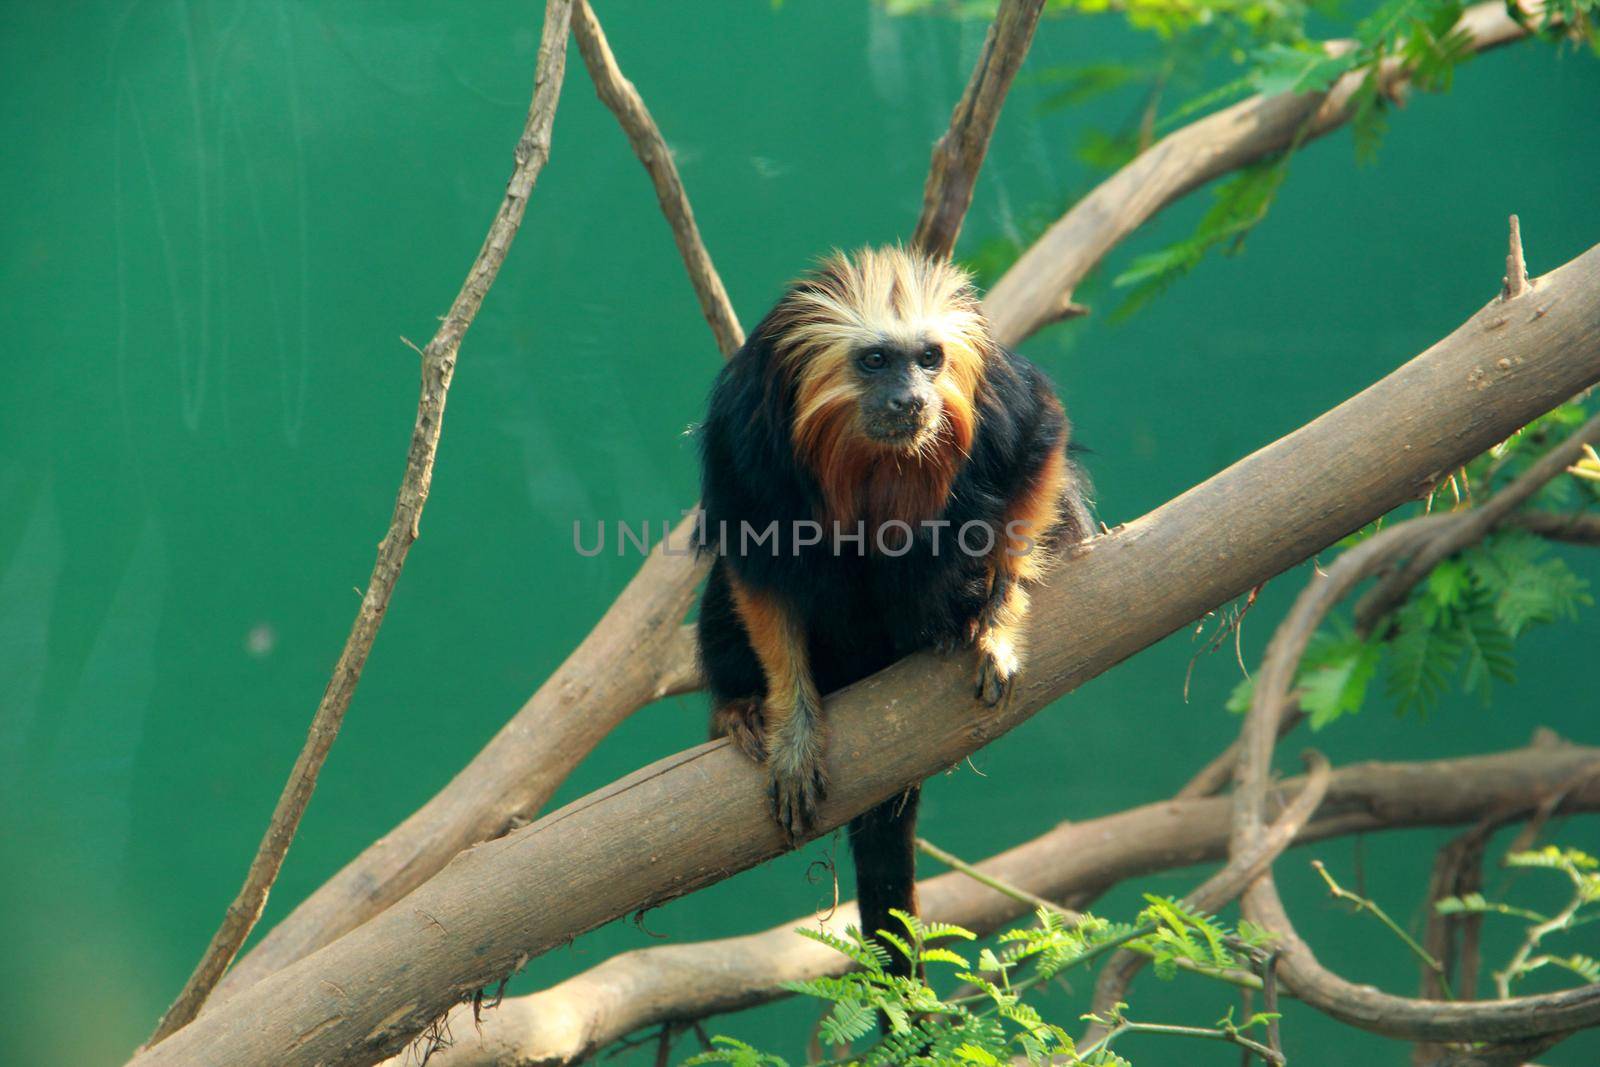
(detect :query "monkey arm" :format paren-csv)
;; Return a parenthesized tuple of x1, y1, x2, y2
(974, 432, 1077, 704)
(725, 571, 829, 839)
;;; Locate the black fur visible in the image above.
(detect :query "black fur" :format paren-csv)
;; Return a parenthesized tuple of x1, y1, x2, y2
(694, 303, 1087, 977)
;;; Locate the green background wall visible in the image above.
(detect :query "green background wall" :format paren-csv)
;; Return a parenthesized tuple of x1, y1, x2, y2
(1, 1, 1596, 1063)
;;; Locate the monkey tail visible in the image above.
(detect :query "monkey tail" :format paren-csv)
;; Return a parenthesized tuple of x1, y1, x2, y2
(848, 786, 923, 983)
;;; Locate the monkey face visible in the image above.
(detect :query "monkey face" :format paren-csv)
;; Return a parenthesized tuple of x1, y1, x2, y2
(853, 340, 946, 449)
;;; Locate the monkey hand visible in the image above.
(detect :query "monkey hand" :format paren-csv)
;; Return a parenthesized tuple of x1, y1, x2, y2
(973, 627, 1020, 707)
(766, 716, 829, 842)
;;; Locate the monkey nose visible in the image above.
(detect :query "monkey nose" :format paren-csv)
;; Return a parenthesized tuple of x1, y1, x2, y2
(886, 394, 924, 415)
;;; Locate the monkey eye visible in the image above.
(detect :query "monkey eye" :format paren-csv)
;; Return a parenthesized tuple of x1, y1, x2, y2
(917, 343, 943, 370)
(858, 348, 887, 371)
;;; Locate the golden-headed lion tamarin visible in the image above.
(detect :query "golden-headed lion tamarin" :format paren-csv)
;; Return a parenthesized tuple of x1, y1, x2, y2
(695, 245, 1090, 975)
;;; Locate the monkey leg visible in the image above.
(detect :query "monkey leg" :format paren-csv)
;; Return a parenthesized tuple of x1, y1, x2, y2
(727, 572, 828, 840)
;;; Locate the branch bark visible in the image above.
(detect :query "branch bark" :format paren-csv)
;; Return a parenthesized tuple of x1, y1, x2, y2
(128, 239, 1600, 1067)
(910, 0, 1046, 259)
(145, 0, 576, 1042)
(402, 740, 1600, 1067)
(571, 0, 743, 356)
(980, 0, 1536, 346)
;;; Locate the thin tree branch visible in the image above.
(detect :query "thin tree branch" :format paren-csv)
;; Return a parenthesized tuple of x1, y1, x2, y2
(144, 0, 576, 1043)
(126, 241, 1600, 1067)
(1228, 412, 1600, 1047)
(910, 0, 1046, 258)
(1082, 752, 1331, 1042)
(397, 741, 1600, 1067)
(214, 9, 749, 993)
(981, 0, 1540, 346)
(571, 0, 743, 355)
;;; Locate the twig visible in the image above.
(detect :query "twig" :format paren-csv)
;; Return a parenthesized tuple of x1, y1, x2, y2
(1312, 860, 1452, 998)
(1079, 1016, 1286, 1066)
(910, 0, 1046, 258)
(1493, 861, 1592, 999)
(915, 837, 1082, 923)
(144, 0, 577, 1043)
(1503, 214, 1529, 300)
(571, 0, 743, 356)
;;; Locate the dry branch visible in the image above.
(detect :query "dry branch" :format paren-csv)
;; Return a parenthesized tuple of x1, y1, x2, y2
(145, 0, 576, 1042)
(214, 12, 742, 993)
(127, 240, 1600, 1067)
(1089, 410, 1600, 1037)
(1227, 417, 1600, 1049)
(980, 0, 1535, 346)
(910, 0, 1046, 259)
(212, 0, 1554, 1006)
(572, 0, 743, 355)
(400, 740, 1600, 1067)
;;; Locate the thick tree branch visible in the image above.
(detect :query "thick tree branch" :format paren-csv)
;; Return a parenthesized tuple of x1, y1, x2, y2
(571, 0, 743, 355)
(129, 240, 1600, 1067)
(144, 0, 575, 1043)
(911, 0, 1046, 259)
(402, 740, 1600, 1067)
(981, 0, 1537, 346)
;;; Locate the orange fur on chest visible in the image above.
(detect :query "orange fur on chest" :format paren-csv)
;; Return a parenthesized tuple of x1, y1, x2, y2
(792, 391, 974, 530)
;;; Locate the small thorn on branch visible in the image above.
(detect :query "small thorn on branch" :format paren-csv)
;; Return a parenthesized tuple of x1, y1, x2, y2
(1502, 214, 1529, 300)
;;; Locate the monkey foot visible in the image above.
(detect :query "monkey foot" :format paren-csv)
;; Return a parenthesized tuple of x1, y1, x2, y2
(975, 650, 1016, 707)
(769, 761, 828, 843)
(711, 698, 768, 763)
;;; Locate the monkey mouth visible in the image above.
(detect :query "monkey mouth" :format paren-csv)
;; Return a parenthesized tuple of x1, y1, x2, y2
(862, 418, 936, 449)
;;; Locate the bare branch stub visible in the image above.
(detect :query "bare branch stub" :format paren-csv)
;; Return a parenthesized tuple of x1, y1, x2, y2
(1503, 213, 1529, 300)
(910, 0, 1046, 259)
(144, 0, 578, 1045)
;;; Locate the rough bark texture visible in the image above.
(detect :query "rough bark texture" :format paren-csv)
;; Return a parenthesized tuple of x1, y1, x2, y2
(147, 0, 576, 1041)
(399, 740, 1600, 1067)
(909, 0, 1046, 259)
(128, 243, 1600, 1067)
(980, 0, 1533, 346)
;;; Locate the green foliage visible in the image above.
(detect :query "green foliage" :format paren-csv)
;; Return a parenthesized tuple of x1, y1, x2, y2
(1434, 845, 1600, 997)
(1112, 158, 1289, 318)
(685, 900, 1277, 1066)
(1227, 406, 1594, 727)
